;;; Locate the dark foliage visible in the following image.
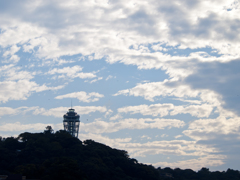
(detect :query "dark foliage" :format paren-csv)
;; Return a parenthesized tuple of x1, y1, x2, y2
(0, 130, 240, 180)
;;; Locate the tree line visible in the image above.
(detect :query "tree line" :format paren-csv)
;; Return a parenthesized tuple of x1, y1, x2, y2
(0, 128, 239, 180)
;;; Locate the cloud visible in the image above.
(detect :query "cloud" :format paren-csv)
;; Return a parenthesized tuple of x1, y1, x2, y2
(81, 118, 185, 134)
(3, 45, 20, 57)
(175, 135, 183, 139)
(113, 80, 201, 102)
(109, 114, 123, 121)
(47, 65, 96, 79)
(0, 64, 65, 103)
(33, 106, 108, 117)
(105, 75, 116, 81)
(114, 78, 223, 105)
(79, 132, 223, 169)
(85, 77, 103, 84)
(153, 155, 225, 170)
(0, 1, 239, 114)
(0, 106, 38, 117)
(0, 80, 64, 103)
(118, 103, 174, 117)
(180, 113, 240, 168)
(0, 122, 52, 132)
(1, 0, 239, 63)
(0, 107, 20, 117)
(123, 139, 216, 157)
(104, 109, 113, 118)
(117, 103, 214, 118)
(161, 134, 168, 138)
(55, 91, 104, 103)
(183, 116, 240, 141)
(170, 104, 214, 118)
(0, 0, 240, 170)
(48, 65, 83, 74)
(141, 135, 151, 140)
(79, 133, 132, 148)
(2, 45, 21, 63)
(0, 64, 36, 81)
(184, 60, 240, 116)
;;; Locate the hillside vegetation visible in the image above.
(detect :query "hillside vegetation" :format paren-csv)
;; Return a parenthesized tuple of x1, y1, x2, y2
(0, 129, 239, 180)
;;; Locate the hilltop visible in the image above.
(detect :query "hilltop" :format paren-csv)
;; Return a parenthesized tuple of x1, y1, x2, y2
(0, 129, 239, 180)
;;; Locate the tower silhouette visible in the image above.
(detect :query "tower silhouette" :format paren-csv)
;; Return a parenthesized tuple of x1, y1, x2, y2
(63, 108, 80, 138)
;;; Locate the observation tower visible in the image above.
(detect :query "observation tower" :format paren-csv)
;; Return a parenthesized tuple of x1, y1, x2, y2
(63, 108, 80, 138)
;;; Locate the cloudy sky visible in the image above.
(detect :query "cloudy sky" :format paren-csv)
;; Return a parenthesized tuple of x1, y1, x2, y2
(0, 0, 240, 171)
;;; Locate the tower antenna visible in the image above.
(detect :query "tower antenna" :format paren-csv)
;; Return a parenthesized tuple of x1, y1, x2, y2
(71, 99, 72, 109)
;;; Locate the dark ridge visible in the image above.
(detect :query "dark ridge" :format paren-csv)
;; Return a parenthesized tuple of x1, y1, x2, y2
(0, 128, 239, 180)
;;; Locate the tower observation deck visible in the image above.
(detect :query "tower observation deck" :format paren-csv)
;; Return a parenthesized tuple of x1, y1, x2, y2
(63, 108, 80, 138)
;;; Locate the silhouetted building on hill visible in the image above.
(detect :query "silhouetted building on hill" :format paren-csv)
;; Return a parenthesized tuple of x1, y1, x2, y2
(63, 108, 80, 138)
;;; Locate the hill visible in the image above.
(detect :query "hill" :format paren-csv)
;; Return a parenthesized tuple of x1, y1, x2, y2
(0, 128, 240, 180)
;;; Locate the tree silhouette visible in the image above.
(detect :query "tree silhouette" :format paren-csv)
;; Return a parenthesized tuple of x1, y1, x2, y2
(0, 130, 240, 180)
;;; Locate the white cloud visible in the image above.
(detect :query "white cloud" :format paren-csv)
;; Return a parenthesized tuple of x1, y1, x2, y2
(0, 64, 37, 81)
(106, 75, 116, 81)
(153, 155, 225, 170)
(118, 103, 174, 117)
(0, 106, 38, 117)
(0, 64, 15, 72)
(0, 1, 238, 116)
(170, 104, 214, 118)
(3, 45, 20, 56)
(183, 116, 240, 141)
(48, 65, 83, 75)
(104, 109, 113, 117)
(141, 135, 151, 140)
(81, 118, 185, 134)
(8, 54, 20, 63)
(1, 66, 36, 81)
(161, 134, 168, 138)
(0, 80, 64, 103)
(113, 79, 226, 118)
(0, 0, 240, 170)
(79, 133, 132, 147)
(1, 0, 239, 64)
(79, 133, 223, 169)
(175, 135, 183, 139)
(33, 106, 108, 117)
(0, 122, 51, 132)
(55, 91, 104, 103)
(2, 45, 21, 63)
(87, 77, 103, 83)
(0, 122, 62, 137)
(113, 80, 201, 102)
(0, 107, 19, 117)
(173, 98, 202, 105)
(117, 103, 214, 118)
(151, 44, 168, 52)
(0, 64, 65, 103)
(6, 69, 35, 81)
(47, 65, 96, 79)
(124, 139, 221, 159)
(109, 114, 123, 121)
(114, 80, 222, 105)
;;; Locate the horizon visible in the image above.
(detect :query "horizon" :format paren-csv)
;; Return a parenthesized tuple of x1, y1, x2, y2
(0, 0, 240, 171)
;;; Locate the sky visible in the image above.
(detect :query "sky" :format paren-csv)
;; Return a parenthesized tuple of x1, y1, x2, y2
(0, 0, 240, 171)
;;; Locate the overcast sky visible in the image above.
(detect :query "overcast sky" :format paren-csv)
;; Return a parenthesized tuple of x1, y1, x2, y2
(0, 0, 240, 171)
